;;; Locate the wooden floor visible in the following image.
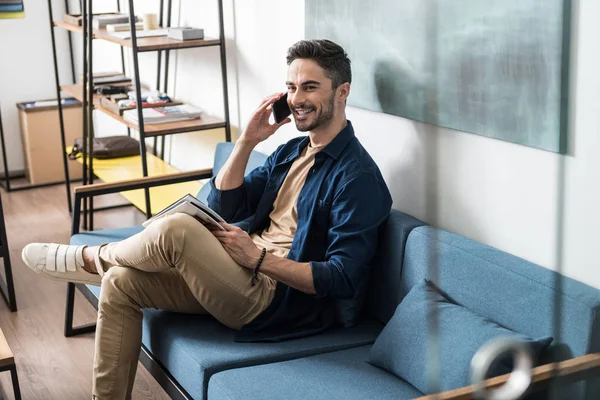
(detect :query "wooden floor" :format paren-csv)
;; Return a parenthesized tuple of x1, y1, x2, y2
(0, 183, 170, 400)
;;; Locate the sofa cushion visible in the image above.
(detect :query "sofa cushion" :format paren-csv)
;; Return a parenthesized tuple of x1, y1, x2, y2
(365, 210, 426, 324)
(369, 279, 553, 394)
(84, 284, 382, 400)
(71, 226, 145, 246)
(208, 345, 423, 400)
(401, 226, 600, 399)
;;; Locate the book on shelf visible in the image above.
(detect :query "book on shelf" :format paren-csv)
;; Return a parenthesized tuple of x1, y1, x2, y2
(106, 22, 143, 32)
(63, 12, 126, 26)
(123, 104, 203, 125)
(92, 14, 139, 29)
(142, 193, 226, 231)
(109, 28, 169, 39)
(94, 75, 131, 85)
(79, 72, 131, 85)
(100, 95, 182, 116)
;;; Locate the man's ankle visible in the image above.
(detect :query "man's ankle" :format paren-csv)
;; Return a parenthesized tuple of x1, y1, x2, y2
(82, 246, 99, 275)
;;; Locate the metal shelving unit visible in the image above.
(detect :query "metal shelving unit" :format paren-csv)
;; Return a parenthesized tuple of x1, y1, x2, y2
(47, 0, 231, 230)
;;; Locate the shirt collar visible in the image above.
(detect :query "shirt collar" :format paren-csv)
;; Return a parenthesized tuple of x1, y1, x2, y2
(320, 120, 355, 160)
(290, 120, 355, 161)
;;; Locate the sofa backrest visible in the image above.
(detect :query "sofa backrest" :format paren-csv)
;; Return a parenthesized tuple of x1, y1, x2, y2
(401, 225, 600, 399)
(365, 210, 426, 323)
(196, 142, 268, 203)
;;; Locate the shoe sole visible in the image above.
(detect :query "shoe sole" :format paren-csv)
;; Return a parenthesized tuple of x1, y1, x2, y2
(21, 246, 101, 286)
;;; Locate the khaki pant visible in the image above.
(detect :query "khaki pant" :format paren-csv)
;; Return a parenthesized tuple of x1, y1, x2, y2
(91, 213, 276, 400)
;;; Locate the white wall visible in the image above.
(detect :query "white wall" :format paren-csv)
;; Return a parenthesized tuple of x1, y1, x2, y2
(0, 0, 72, 174)
(2, 0, 598, 289)
(174, 0, 600, 289)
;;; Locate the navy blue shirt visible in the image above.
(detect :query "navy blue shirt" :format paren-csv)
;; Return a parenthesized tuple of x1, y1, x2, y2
(208, 121, 392, 341)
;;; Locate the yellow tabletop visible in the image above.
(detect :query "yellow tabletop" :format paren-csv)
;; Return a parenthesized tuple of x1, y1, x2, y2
(67, 149, 203, 215)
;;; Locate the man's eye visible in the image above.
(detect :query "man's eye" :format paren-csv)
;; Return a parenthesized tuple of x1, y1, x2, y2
(305, 86, 316, 91)
(287, 87, 296, 92)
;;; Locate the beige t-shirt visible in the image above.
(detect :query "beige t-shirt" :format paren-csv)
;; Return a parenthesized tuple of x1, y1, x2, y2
(251, 144, 323, 258)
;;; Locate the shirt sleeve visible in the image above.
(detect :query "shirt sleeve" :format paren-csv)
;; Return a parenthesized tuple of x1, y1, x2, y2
(207, 145, 282, 223)
(310, 172, 392, 299)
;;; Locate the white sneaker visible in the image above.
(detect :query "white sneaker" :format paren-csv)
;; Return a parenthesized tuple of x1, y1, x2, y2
(21, 243, 101, 285)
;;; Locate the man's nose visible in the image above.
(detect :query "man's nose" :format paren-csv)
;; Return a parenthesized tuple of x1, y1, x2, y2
(289, 90, 306, 107)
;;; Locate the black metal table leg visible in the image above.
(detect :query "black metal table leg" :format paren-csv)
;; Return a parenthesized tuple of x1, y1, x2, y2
(10, 364, 22, 400)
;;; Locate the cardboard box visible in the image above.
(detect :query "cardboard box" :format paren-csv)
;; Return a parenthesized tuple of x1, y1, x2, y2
(17, 100, 83, 185)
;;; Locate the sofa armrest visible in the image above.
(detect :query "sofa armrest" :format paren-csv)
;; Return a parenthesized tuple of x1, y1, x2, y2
(415, 353, 600, 400)
(73, 168, 213, 197)
(72, 168, 213, 235)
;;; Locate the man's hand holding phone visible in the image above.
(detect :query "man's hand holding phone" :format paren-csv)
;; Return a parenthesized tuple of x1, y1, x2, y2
(239, 93, 291, 146)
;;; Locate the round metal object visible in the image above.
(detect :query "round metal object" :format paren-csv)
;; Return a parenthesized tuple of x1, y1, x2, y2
(470, 337, 533, 400)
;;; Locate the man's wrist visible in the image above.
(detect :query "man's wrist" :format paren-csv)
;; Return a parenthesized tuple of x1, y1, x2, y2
(246, 245, 263, 269)
(236, 136, 260, 149)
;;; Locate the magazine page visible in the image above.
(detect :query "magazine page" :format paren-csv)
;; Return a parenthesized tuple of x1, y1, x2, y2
(189, 197, 225, 222)
(142, 193, 225, 229)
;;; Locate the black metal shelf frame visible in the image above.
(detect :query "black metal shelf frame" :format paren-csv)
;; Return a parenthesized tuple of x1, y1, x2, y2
(50, 0, 232, 397)
(48, 0, 231, 230)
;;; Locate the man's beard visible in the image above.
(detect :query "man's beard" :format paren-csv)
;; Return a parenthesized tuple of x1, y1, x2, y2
(294, 92, 335, 132)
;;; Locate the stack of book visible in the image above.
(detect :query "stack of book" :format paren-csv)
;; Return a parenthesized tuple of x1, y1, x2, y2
(92, 13, 139, 29)
(123, 104, 204, 125)
(0, 0, 24, 19)
(106, 22, 144, 32)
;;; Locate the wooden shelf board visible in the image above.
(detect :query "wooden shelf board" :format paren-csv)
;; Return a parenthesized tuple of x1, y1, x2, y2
(61, 84, 102, 106)
(54, 20, 221, 52)
(97, 106, 227, 136)
(68, 150, 203, 215)
(61, 84, 226, 136)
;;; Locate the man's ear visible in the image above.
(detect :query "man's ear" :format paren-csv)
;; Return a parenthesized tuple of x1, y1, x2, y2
(338, 82, 350, 102)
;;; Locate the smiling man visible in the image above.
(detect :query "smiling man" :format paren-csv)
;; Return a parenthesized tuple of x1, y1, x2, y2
(21, 39, 392, 400)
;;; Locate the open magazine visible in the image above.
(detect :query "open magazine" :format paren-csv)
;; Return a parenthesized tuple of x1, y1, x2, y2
(143, 194, 226, 231)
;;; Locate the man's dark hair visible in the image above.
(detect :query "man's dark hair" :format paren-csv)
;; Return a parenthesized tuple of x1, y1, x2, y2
(286, 39, 352, 89)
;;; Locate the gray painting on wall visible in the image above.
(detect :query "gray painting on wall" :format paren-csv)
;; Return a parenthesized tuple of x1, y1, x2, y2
(306, 0, 570, 153)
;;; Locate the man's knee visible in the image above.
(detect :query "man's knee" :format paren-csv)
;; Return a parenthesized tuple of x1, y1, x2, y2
(100, 267, 137, 302)
(147, 213, 204, 240)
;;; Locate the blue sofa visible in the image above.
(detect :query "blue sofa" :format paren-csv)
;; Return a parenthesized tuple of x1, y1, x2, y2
(68, 143, 600, 399)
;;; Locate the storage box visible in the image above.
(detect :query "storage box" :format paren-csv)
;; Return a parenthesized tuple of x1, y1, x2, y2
(17, 99, 83, 185)
(168, 27, 204, 40)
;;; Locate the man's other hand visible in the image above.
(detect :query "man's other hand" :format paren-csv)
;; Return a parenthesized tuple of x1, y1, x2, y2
(210, 222, 262, 269)
(239, 93, 291, 146)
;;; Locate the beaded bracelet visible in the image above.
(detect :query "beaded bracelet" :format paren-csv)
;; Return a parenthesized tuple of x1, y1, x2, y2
(251, 248, 267, 286)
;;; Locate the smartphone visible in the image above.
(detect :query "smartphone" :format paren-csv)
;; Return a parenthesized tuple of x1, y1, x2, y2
(272, 93, 292, 123)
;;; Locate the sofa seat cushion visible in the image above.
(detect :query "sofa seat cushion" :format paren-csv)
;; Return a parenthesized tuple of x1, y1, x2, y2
(71, 226, 145, 246)
(208, 345, 423, 400)
(84, 284, 382, 400)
